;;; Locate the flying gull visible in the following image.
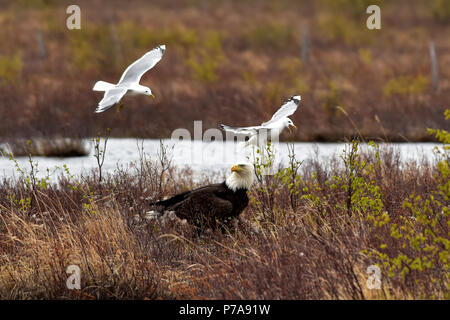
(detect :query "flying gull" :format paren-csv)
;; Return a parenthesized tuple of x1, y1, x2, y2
(220, 95, 301, 147)
(93, 45, 166, 113)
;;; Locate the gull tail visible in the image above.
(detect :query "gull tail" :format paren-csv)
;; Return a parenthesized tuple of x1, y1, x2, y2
(93, 81, 115, 92)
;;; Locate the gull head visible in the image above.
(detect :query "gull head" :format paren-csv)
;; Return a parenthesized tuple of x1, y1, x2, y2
(143, 87, 155, 98)
(285, 118, 296, 129)
(290, 95, 301, 104)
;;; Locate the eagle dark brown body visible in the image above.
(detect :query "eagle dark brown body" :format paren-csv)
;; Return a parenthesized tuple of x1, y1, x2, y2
(152, 182, 249, 229)
(151, 163, 254, 230)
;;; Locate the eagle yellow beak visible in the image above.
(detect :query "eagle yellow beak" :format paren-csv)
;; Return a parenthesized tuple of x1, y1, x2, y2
(231, 165, 242, 173)
(150, 93, 155, 98)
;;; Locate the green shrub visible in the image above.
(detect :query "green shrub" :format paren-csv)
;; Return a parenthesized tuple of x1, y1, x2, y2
(7, 143, 50, 191)
(383, 74, 429, 97)
(186, 31, 224, 83)
(10, 0, 58, 9)
(69, 23, 120, 72)
(249, 142, 281, 223)
(322, 81, 340, 120)
(319, 14, 375, 45)
(277, 57, 308, 92)
(244, 22, 296, 50)
(69, 33, 96, 71)
(117, 22, 199, 52)
(433, 0, 450, 24)
(319, 0, 384, 18)
(241, 70, 258, 85)
(276, 143, 303, 211)
(264, 81, 288, 109)
(367, 110, 449, 299)
(359, 48, 372, 65)
(330, 140, 384, 217)
(117, 21, 154, 49)
(428, 109, 450, 152)
(0, 52, 22, 85)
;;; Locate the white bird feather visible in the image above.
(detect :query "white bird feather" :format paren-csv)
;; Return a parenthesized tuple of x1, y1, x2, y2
(93, 45, 166, 113)
(219, 95, 301, 147)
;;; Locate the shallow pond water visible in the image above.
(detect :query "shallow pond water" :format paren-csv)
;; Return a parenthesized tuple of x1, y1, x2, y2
(0, 138, 439, 182)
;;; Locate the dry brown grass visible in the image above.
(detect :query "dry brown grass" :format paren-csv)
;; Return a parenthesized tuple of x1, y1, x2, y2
(0, 138, 447, 299)
(0, 203, 177, 299)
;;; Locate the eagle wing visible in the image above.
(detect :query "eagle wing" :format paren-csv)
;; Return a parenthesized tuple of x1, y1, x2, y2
(151, 183, 234, 226)
(173, 191, 233, 220)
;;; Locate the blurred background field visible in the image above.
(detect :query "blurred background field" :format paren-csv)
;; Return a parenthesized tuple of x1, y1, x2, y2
(0, 0, 448, 142)
(0, 1, 449, 300)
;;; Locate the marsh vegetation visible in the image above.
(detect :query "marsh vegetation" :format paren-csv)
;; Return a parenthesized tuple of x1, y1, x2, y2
(0, 111, 447, 299)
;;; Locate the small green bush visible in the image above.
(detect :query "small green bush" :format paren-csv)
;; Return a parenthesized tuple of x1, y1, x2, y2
(69, 23, 120, 72)
(319, 14, 375, 45)
(359, 48, 372, 65)
(366, 110, 449, 299)
(264, 81, 288, 109)
(433, 0, 450, 24)
(244, 22, 296, 50)
(0, 52, 22, 85)
(322, 81, 340, 120)
(383, 75, 429, 97)
(330, 140, 384, 217)
(186, 31, 224, 83)
(117, 22, 199, 52)
(318, 0, 384, 19)
(10, 0, 58, 9)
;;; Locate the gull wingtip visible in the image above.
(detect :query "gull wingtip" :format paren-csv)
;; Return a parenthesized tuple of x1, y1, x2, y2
(289, 95, 301, 104)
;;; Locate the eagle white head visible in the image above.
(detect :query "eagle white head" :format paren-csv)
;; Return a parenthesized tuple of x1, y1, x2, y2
(226, 163, 254, 192)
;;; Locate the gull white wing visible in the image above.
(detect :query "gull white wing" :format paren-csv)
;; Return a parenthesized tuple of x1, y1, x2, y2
(219, 124, 261, 138)
(118, 45, 166, 85)
(261, 95, 301, 127)
(93, 80, 115, 92)
(95, 88, 128, 113)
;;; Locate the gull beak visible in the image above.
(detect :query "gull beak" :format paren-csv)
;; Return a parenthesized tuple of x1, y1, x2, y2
(288, 125, 297, 133)
(150, 93, 155, 98)
(231, 165, 242, 173)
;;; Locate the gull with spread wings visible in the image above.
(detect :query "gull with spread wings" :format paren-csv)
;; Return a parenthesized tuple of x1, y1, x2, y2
(93, 45, 166, 113)
(219, 95, 301, 147)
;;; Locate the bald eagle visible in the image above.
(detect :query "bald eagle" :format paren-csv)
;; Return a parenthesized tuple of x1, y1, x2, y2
(150, 163, 254, 230)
